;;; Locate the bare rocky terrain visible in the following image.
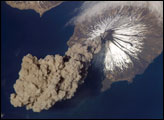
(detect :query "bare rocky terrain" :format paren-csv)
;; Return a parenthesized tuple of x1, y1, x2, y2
(6, 1, 63, 16)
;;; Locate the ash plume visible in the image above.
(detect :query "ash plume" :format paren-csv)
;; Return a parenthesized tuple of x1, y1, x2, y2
(10, 41, 101, 112)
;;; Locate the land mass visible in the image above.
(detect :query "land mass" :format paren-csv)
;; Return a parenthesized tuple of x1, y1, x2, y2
(5, 1, 64, 16)
(67, 6, 163, 91)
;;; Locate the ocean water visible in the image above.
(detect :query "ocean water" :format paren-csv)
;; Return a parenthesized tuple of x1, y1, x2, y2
(1, 1, 163, 119)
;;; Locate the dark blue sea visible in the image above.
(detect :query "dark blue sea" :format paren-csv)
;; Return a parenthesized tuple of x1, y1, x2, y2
(1, 1, 163, 119)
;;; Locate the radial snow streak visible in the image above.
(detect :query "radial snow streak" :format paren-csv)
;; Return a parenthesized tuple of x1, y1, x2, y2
(87, 14, 147, 72)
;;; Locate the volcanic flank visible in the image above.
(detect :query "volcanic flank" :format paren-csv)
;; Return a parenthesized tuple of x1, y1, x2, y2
(68, 3, 163, 91)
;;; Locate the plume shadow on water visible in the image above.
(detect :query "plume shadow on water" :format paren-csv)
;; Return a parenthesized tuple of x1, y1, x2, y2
(49, 65, 104, 110)
(50, 44, 106, 110)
